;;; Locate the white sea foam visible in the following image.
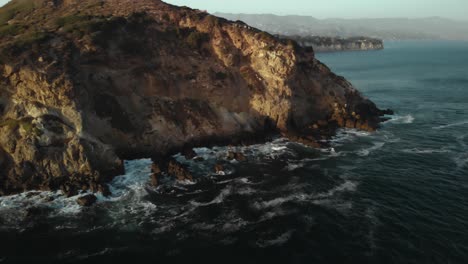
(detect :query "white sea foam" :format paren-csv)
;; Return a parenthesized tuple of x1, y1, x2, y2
(256, 231, 294, 248)
(252, 193, 311, 210)
(401, 148, 451, 154)
(189, 187, 232, 207)
(432, 120, 468, 130)
(386, 115, 415, 124)
(454, 154, 468, 169)
(357, 142, 385, 157)
(221, 212, 250, 233)
(315, 180, 358, 199)
(285, 161, 305, 171)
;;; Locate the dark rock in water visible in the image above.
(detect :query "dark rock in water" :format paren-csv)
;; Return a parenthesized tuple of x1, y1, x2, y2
(26, 206, 53, 218)
(60, 184, 78, 198)
(182, 147, 197, 160)
(193, 156, 205, 162)
(98, 184, 111, 197)
(76, 194, 97, 207)
(235, 152, 247, 162)
(227, 151, 236, 161)
(167, 159, 193, 182)
(25, 192, 41, 198)
(150, 163, 162, 186)
(226, 151, 247, 161)
(283, 132, 323, 148)
(380, 109, 395, 116)
(214, 164, 224, 174)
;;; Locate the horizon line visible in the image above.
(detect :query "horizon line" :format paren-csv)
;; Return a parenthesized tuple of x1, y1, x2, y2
(212, 12, 468, 22)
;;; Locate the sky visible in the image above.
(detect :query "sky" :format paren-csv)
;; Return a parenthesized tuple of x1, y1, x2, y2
(162, 0, 468, 20)
(0, 0, 466, 20)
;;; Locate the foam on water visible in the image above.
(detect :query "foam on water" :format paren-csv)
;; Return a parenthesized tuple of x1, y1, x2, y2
(432, 120, 468, 130)
(402, 148, 451, 154)
(256, 231, 294, 248)
(385, 114, 415, 124)
(357, 142, 386, 157)
(315, 180, 358, 199)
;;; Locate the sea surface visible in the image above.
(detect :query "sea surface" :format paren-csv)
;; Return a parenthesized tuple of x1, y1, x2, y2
(1, 41, 468, 263)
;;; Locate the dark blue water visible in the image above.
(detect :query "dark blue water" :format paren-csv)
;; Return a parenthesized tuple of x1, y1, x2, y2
(1, 41, 467, 263)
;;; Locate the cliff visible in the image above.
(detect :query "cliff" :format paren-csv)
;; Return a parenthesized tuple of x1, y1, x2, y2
(0, 0, 390, 196)
(282, 36, 384, 52)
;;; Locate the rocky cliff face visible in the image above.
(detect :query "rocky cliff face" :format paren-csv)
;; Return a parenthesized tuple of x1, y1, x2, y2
(0, 0, 389, 196)
(284, 36, 384, 52)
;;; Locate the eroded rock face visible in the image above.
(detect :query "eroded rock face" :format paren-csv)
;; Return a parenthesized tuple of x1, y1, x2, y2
(0, 0, 388, 196)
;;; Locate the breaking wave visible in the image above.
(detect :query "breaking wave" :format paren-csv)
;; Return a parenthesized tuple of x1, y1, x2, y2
(385, 114, 415, 124)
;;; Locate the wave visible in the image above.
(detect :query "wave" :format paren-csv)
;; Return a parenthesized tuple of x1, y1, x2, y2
(401, 148, 451, 154)
(385, 114, 415, 124)
(315, 180, 358, 199)
(285, 161, 306, 171)
(256, 230, 294, 248)
(189, 187, 232, 207)
(357, 142, 386, 157)
(252, 180, 358, 211)
(432, 120, 468, 130)
(453, 154, 468, 169)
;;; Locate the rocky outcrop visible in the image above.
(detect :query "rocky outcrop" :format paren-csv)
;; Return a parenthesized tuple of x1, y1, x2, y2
(282, 36, 384, 52)
(0, 0, 389, 196)
(76, 194, 97, 207)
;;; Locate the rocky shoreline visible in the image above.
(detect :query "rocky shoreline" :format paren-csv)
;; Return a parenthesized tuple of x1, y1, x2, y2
(0, 0, 391, 203)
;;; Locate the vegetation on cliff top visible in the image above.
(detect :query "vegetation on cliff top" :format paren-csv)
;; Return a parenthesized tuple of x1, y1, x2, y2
(0, 0, 37, 25)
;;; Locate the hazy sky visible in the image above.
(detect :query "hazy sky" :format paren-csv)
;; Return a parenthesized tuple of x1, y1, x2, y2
(163, 0, 468, 20)
(0, 0, 466, 20)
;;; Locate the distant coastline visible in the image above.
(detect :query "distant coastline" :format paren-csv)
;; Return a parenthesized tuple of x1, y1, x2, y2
(281, 35, 384, 52)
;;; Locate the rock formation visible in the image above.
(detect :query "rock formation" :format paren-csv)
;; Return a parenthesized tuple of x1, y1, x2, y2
(0, 0, 390, 196)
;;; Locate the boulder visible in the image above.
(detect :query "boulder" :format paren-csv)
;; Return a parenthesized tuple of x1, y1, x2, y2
(182, 147, 197, 160)
(214, 164, 224, 174)
(150, 163, 162, 186)
(226, 151, 247, 162)
(234, 152, 247, 162)
(167, 159, 193, 182)
(77, 194, 97, 207)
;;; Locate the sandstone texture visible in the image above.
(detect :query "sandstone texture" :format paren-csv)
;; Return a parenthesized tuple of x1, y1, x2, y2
(0, 0, 390, 196)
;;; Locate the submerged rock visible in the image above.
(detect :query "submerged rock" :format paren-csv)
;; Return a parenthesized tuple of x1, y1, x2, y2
(0, 0, 388, 196)
(226, 151, 247, 162)
(214, 164, 224, 174)
(76, 194, 97, 207)
(182, 147, 198, 160)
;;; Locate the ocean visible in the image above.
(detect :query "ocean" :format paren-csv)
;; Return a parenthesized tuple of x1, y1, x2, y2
(1, 41, 467, 263)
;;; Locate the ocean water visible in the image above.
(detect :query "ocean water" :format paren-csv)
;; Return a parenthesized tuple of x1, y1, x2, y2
(1, 41, 468, 263)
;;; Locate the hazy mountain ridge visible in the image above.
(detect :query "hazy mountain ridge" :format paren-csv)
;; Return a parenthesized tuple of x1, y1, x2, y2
(215, 13, 468, 40)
